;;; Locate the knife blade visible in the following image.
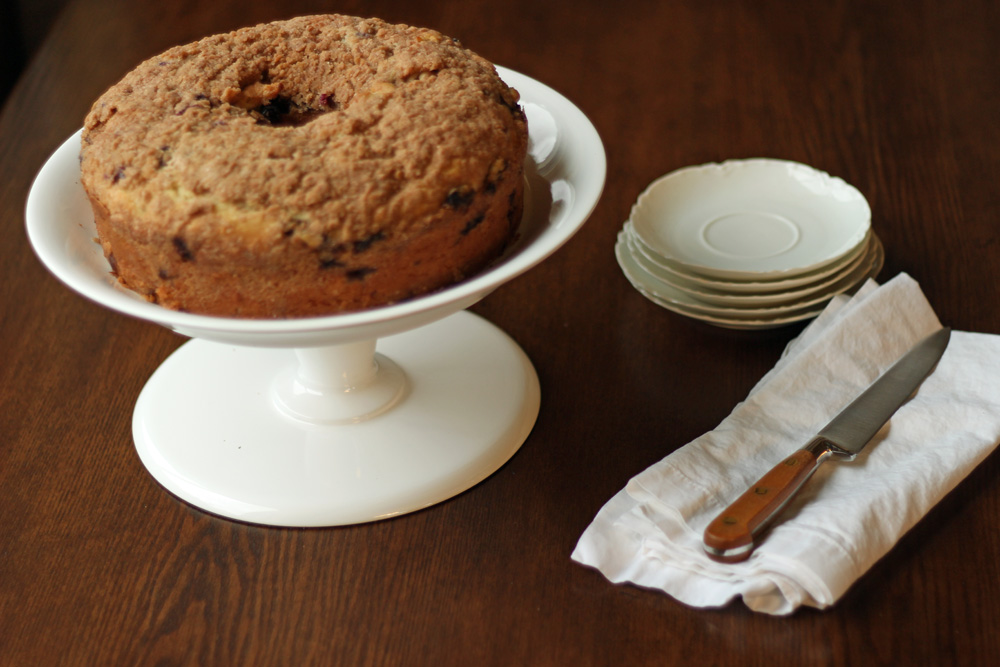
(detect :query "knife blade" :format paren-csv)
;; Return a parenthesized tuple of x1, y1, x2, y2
(702, 326, 951, 563)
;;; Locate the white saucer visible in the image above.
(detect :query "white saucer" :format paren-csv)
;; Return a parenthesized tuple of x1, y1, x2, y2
(618, 230, 883, 316)
(615, 231, 883, 329)
(627, 221, 872, 294)
(629, 159, 871, 280)
(633, 232, 881, 308)
(26, 66, 607, 526)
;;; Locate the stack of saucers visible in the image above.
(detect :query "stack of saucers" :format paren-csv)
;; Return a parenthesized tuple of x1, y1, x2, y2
(615, 159, 883, 329)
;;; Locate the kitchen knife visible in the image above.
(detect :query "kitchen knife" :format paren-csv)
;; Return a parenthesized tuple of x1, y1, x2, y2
(702, 327, 951, 563)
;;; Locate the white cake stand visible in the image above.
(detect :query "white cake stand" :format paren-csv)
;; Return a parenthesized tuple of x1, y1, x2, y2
(25, 67, 606, 526)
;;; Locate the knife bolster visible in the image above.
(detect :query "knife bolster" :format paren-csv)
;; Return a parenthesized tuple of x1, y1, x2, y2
(806, 436, 855, 461)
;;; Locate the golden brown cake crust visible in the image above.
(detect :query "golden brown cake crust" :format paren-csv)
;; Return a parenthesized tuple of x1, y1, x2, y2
(79, 14, 527, 317)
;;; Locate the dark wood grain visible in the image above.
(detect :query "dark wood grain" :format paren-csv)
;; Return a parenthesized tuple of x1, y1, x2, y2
(3, 0, 1000, 664)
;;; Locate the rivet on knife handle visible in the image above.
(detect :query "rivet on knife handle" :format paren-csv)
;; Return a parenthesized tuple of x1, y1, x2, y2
(703, 439, 830, 563)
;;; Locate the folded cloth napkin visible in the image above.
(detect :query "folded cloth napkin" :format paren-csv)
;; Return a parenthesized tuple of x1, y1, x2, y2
(572, 273, 1000, 614)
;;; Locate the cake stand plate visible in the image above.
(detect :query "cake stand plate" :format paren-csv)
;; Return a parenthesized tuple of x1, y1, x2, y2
(133, 310, 538, 526)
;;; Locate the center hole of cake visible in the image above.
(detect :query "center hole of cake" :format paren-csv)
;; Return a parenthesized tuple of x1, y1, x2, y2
(251, 96, 331, 127)
(226, 76, 335, 127)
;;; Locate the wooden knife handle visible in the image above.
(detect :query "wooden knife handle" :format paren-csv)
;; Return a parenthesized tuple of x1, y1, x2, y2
(703, 447, 824, 563)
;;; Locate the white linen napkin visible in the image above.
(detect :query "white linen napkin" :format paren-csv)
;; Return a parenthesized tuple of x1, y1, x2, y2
(572, 273, 1000, 614)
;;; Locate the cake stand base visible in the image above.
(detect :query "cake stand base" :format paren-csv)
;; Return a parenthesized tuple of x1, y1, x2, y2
(132, 310, 540, 526)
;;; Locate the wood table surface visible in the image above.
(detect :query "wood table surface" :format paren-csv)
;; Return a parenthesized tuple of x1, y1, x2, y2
(3, 0, 1000, 664)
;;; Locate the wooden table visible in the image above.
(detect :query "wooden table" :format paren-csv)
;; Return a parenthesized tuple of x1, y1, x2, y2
(3, 0, 999, 663)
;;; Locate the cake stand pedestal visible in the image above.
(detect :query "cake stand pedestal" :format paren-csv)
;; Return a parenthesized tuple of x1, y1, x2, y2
(132, 310, 539, 526)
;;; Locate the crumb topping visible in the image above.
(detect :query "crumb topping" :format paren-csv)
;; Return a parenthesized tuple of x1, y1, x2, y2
(80, 14, 526, 255)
